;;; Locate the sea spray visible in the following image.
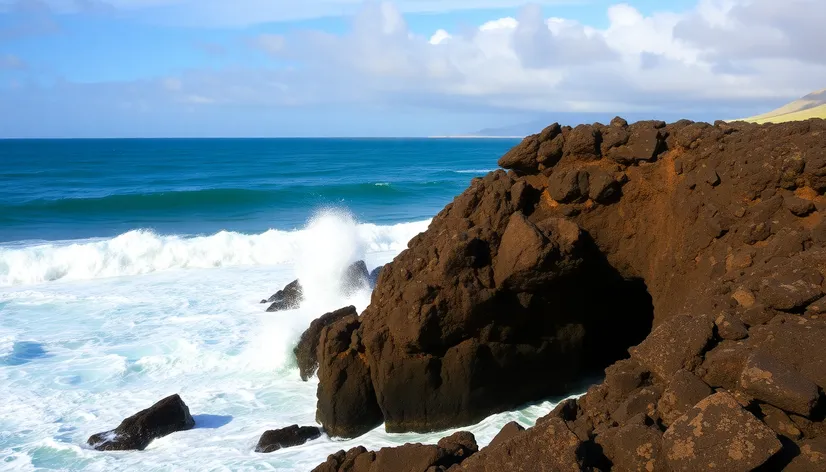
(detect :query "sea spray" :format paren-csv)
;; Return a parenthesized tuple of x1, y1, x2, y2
(0, 219, 430, 287)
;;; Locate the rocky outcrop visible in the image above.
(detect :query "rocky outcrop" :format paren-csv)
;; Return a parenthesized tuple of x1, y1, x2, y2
(294, 306, 358, 381)
(254, 425, 321, 453)
(312, 118, 826, 469)
(87, 394, 195, 451)
(312, 431, 478, 472)
(263, 279, 303, 312)
(341, 261, 370, 295)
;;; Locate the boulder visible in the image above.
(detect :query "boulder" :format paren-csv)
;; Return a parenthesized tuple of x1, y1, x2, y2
(629, 314, 715, 381)
(597, 424, 666, 472)
(562, 124, 601, 162)
(662, 392, 782, 471)
(87, 394, 195, 451)
(657, 370, 713, 426)
(266, 279, 304, 312)
(294, 306, 358, 381)
(311, 431, 477, 472)
(368, 265, 385, 287)
(458, 417, 586, 472)
(255, 425, 322, 453)
(739, 350, 820, 417)
(488, 421, 525, 449)
(315, 315, 383, 438)
(341, 261, 370, 295)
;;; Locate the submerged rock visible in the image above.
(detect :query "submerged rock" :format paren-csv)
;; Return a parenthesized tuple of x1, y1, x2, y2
(87, 394, 195, 451)
(255, 425, 322, 453)
(294, 306, 358, 381)
(265, 279, 303, 312)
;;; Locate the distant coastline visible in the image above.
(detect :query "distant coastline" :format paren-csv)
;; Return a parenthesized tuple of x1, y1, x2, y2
(427, 135, 524, 139)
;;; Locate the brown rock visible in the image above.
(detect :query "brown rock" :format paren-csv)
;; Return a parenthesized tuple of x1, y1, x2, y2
(547, 169, 588, 203)
(756, 266, 824, 312)
(786, 438, 826, 472)
(611, 387, 662, 425)
(759, 403, 802, 440)
(662, 392, 782, 472)
(458, 417, 585, 472)
(294, 306, 358, 381)
(699, 341, 752, 390)
(630, 314, 715, 381)
(498, 136, 540, 174)
(604, 122, 664, 164)
(784, 194, 816, 216)
(488, 421, 525, 449)
(562, 124, 601, 161)
(255, 425, 322, 453)
(658, 370, 713, 426)
(714, 312, 749, 340)
(87, 394, 195, 451)
(739, 350, 820, 417)
(315, 316, 383, 438)
(537, 134, 564, 168)
(597, 424, 666, 472)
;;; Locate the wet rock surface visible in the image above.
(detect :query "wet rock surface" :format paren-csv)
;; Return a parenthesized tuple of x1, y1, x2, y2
(310, 118, 826, 470)
(294, 306, 358, 381)
(254, 425, 321, 453)
(264, 279, 303, 312)
(87, 394, 195, 451)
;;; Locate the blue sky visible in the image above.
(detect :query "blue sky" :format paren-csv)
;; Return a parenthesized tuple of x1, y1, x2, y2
(0, 0, 823, 137)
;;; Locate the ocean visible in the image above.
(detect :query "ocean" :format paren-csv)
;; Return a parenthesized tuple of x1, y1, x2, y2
(0, 138, 572, 471)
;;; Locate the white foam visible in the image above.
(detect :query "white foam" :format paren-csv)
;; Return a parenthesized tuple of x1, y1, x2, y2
(0, 216, 429, 287)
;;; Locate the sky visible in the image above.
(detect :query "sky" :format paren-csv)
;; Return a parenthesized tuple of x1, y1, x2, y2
(0, 0, 824, 137)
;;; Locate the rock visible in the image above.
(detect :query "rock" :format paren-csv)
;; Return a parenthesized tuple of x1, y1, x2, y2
(748, 315, 826, 388)
(587, 168, 620, 203)
(368, 265, 385, 287)
(739, 350, 820, 417)
(784, 194, 816, 216)
(630, 314, 715, 381)
(312, 432, 478, 472)
(87, 394, 195, 451)
(786, 438, 826, 472)
(488, 421, 525, 448)
(537, 134, 565, 168)
(315, 316, 383, 438)
(756, 266, 824, 312)
(662, 392, 782, 471)
(341, 261, 370, 295)
(611, 387, 661, 425)
(294, 306, 358, 381)
(714, 312, 749, 340)
(597, 424, 666, 472)
(255, 425, 322, 453)
(498, 136, 540, 174)
(562, 124, 601, 161)
(603, 122, 664, 164)
(547, 170, 587, 203)
(657, 370, 713, 426)
(759, 403, 802, 439)
(699, 341, 751, 390)
(458, 417, 586, 472)
(266, 279, 303, 312)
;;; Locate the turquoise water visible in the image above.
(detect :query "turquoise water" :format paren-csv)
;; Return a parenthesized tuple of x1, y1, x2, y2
(0, 138, 578, 472)
(1, 138, 516, 243)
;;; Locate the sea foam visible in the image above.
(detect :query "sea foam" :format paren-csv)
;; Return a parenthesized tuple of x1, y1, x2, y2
(0, 212, 429, 287)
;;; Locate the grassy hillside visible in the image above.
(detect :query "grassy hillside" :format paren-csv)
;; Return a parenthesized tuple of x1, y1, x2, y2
(743, 89, 826, 123)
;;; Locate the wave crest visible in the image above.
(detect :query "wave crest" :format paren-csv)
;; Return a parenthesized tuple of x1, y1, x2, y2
(0, 215, 429, 287)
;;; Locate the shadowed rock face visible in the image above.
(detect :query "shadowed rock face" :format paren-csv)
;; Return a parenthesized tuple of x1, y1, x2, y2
(87, 394, 195, 451)
(312, 118, 826, 470)
(294, 306, 358, 381)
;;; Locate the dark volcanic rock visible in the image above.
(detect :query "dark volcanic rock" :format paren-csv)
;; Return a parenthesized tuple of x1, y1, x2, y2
(294, 306, 358, 381)
(87, 394, 195, 451)
(488, 421, 525, 449)
(315, 315, 383, 438)
(662, 392, 782, 471)
(312, 431, 477, 472)
(255, 425, 322, 453)
(265, 279, 303, 312)
(310, 118, 826, 471)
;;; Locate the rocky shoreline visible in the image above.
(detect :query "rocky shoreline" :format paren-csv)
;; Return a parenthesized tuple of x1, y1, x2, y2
(89, 117, 826, 471)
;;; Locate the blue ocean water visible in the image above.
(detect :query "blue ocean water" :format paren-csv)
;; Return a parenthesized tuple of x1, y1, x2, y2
(0, 138, 516, 243)
(0, 138, 577, 472)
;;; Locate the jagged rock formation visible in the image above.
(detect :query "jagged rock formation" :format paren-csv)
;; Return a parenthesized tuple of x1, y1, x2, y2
(263, 279, 303, 312)
(313, 117, 826, 470)
(87, 394, 195, 451)
(294, 306, 358, 381)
